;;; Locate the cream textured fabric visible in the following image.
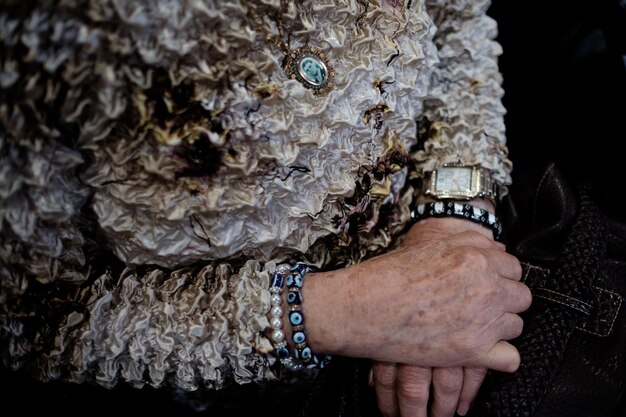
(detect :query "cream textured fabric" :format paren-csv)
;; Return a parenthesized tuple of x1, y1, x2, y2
(0, 0, 510, 390)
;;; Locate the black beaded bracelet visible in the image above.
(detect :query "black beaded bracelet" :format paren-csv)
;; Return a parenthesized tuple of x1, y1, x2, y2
(410, 201, 503, 241)
(284, 262, 332, 370)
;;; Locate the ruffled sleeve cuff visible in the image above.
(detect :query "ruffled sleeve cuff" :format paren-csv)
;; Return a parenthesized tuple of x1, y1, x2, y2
(2, 258, 284, 391)
(415, 0, 512, 196)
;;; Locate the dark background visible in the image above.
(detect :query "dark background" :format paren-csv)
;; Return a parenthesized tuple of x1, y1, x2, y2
(489, 0, 626, 223)
(2, 0, 626, 415)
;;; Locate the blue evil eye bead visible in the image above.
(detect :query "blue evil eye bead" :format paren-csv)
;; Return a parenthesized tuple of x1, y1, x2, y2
(287, 290, 303, 305)
(292, 331, 306, 344)
(299, 346, 312, 360)
(289, 311, 303, 326)
(286, 272, 303, 287)
(277, 347, 290, 359)
(306, 354, 332, 370)
(293, 274, 303, 288)
(292, 263, 309, 275)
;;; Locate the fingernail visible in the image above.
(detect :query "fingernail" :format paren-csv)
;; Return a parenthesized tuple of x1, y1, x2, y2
(457, 402, 469, 416)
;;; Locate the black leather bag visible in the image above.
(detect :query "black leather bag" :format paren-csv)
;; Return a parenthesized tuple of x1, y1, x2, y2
(466, 163, 626, 417)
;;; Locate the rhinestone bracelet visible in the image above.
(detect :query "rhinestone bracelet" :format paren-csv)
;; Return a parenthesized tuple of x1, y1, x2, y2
(410, 201, 503, 241)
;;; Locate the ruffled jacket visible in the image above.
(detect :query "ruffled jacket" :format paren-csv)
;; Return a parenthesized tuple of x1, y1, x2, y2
(0, 0, 510, 391)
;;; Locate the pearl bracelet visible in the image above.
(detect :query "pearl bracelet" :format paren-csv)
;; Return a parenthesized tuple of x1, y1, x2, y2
(268, 263, 303, 372)
(411, 201, 503, 241)
(268, 262, 331, 372)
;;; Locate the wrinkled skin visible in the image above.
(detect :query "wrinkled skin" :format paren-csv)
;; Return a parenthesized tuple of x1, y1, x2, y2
(304, 213, 531, 417)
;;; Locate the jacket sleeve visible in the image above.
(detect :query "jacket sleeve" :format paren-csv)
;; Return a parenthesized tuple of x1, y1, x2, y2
(0, 139, 278, 391)
(0, 7, 279, 391)
(0, 143, 279, 390)
(414, 0, 512, 191)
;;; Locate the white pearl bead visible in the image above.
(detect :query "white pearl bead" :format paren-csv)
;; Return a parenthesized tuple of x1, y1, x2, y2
(277, 264, 290, 274)
(270, 294, 282, 306)
(271, 306, 283, 318)
(272, 329, 285, 342)
(270, 317, 282, 329)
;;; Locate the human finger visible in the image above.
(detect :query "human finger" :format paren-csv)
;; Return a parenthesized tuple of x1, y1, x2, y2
(489, 251, 523, 281)
(456, 367, 488, 416)
(483, 340, 521, 373)
(431, 367, 463, 417)
(499, 280, 533, 313)
(493, 312, 525, 341)
(373, 361, 399, 417)
(396, 365, 431, 417)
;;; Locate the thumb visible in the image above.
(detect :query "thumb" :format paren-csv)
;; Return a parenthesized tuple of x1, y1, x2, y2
(483, 341, 521, 373)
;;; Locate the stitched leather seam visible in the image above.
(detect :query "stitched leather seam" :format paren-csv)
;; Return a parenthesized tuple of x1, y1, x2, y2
(577, 327, 603, 336)
(521, 263, 550, 275)
(520, 263, 550, 287)
(520, 265, 532, 285)
(526, 264, 550, 275)
(595, 285, 621, 335)
(535, 288, 592, 314)
(576, 286, 623, 336)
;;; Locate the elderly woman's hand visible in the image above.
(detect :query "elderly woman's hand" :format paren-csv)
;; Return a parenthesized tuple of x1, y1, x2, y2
(303, 215, 531, 371)
(371, 362, 487, 417)
(365, 212, 529, 417)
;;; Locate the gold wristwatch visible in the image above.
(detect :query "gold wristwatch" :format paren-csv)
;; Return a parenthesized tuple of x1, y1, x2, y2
(422, 164, 498, 204)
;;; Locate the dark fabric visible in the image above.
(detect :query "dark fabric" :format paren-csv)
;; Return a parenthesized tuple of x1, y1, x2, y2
(295, 162, 626, 417)
(0, 365, 316, 416)
(465, 163, 626, 417)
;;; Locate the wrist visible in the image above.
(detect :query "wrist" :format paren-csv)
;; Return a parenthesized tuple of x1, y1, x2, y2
(300, 269, 347, 354)
(303, 262, 404, 361)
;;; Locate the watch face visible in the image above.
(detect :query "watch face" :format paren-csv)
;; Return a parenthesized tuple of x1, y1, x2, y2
(434, 167, 472, 194)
